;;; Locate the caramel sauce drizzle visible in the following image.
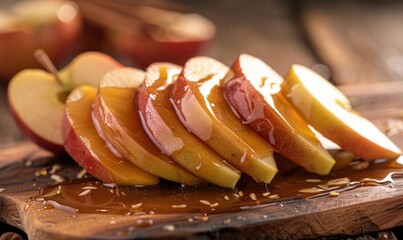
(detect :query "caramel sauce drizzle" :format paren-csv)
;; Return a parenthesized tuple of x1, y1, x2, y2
(32, 156, 403, 216)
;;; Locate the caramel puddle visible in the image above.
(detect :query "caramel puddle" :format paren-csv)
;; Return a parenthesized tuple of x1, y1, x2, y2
(31, 156, 403, 216)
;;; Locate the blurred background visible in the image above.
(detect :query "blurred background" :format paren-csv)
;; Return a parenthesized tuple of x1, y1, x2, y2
(1, 0, 403, 239)
(2, 0, 403, 142)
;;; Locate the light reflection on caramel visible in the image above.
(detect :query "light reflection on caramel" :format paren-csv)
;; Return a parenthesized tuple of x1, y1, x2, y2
(34, 156, 403, 216)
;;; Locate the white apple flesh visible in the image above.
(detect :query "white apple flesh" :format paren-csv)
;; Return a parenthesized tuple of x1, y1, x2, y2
(8, 70, 66, 154)
(7, 52, 122, 154)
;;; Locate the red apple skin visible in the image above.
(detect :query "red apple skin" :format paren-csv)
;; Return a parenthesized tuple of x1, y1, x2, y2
(223, 56, 333, 175)
(136, 66, 185, 156)
(61, 86, 158, 185)
(223, 77, 292, 153)
(170, 57, 279, 183)
(61, 112, 114, 183)
(108, 32, 210, 68)
(7, 95, 65, 155)
(224, 77, 309, 167)
(0, 2, 82, 80)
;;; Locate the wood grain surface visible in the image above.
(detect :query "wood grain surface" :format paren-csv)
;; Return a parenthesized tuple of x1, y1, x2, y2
(1, 84, 403, 240)
(1, 143, 403, 240)
(301, 1, 403, 85)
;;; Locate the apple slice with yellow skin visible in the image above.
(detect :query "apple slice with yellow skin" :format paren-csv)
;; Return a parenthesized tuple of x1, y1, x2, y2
(283, 64, 402, 160)
(92, 67, 202, 185)
(7, 51, 121, 154)
(223, 54, 335, 175)
(137, 63, 241, 188)
(170, 56, 277, 183)
(62, 85, 158, 185)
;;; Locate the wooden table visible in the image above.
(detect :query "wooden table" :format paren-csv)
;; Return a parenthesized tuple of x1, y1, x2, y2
(1, 0, 403, 239)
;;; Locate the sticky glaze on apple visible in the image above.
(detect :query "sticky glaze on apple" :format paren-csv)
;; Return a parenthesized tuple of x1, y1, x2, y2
(62, 85, 158, 185)
(224, 54, 335, 175)
(138, 63, 241, 188)
(92, 68, 202, 185)
(170, 57, 278, 184)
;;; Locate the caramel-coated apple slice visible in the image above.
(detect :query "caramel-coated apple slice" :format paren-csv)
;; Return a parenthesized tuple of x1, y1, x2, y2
(223, 54, 335, 175)
(170, 57, 277, 183)
(92, 68, 202, 185)
(137, 63, 241, 188)
(62, 85, 158, 185)
(282, 64, 402, 160)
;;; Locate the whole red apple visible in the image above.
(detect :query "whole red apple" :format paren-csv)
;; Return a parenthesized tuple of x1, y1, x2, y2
(0, 0, 82, 80)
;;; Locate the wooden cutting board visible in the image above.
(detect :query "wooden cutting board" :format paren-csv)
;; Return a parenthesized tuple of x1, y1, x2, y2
(1, 84, 403, 240)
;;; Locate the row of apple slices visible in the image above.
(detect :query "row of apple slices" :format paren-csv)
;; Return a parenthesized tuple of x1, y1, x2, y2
(9, 52, 402, 188)
(63, 54, 403, 188)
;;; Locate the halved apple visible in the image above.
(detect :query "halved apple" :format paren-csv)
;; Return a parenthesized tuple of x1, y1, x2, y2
(62, 85, 158, 185)
(223, 54, 335, 175)
(170, 56, 277, 183)
(137, 63, 241, 188)
(92, 67, 202, 185)
(282, 64, 402, 160)
(7, 52, 121, 154)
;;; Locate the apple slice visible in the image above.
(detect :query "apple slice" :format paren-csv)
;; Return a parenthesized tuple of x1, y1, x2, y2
(7, 51, 121, 154)
(62, 85, 158, 185)
(92, 67, 202, 185)
(58, 51, 122, 89)
(8, 70, 66, 154)
(223, 54, 335, 175)
(282, 64, 402, 160)
(170, 57, 277, 183)
(137, 63, 241, 188)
